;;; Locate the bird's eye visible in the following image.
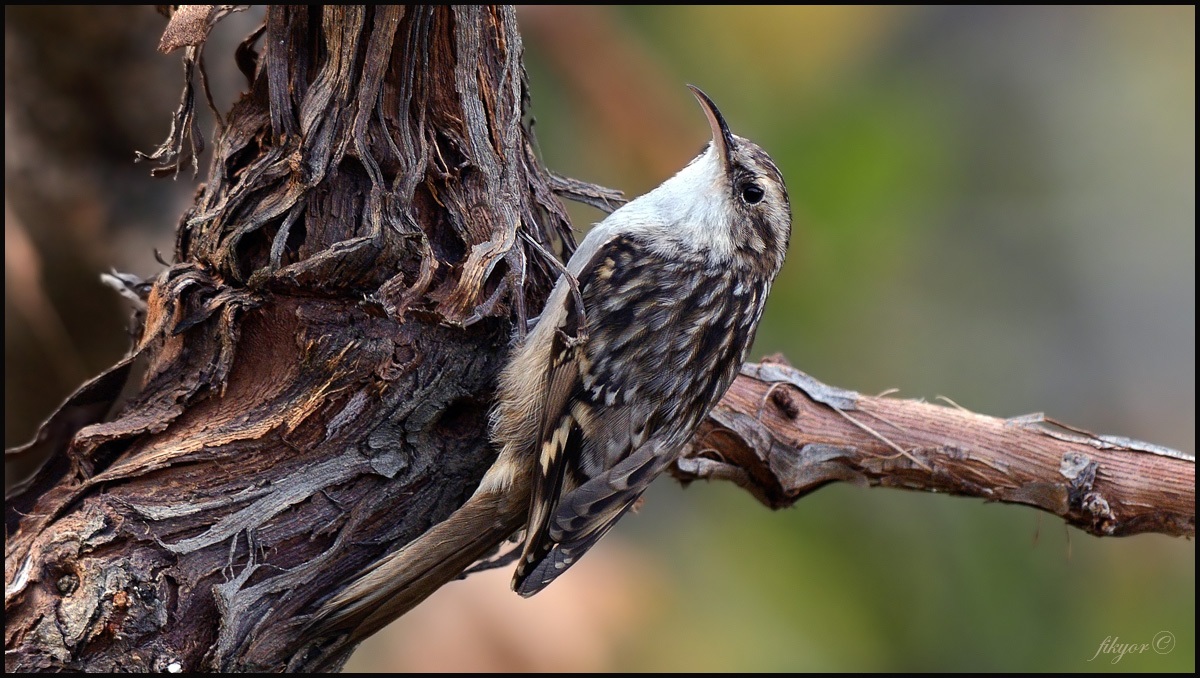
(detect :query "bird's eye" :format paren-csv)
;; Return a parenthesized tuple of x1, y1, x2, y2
(741, 183, 764, 204)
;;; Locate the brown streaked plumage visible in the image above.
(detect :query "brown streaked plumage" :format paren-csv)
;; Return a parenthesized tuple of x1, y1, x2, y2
(495, 84, 790, 594)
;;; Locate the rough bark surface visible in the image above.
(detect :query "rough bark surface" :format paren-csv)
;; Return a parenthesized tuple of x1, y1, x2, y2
(677, 360, 1194, 539)
(5, 6, 571, 672)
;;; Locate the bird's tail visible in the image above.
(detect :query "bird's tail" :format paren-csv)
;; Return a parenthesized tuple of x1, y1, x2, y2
(309, 489, 526, 644)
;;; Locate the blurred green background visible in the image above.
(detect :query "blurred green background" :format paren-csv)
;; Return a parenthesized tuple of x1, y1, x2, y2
(5, 5, 1193, 672)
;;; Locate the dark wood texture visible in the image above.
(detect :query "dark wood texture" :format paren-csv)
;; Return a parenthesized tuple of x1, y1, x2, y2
(5, 6, 571, 672)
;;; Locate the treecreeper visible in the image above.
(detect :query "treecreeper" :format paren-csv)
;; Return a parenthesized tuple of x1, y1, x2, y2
(311, 85, 792, 643)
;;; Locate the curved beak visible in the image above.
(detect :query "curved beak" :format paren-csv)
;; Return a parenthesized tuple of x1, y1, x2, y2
(687, 84, 736, 173)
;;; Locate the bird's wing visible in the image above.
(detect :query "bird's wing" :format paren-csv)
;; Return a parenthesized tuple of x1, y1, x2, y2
(520, 323, 583, 581)
(513, 236, 684, 596)
(513, 436, 672, 596)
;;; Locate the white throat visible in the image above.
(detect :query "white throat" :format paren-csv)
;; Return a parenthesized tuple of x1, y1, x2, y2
(585, 147, 735, 264)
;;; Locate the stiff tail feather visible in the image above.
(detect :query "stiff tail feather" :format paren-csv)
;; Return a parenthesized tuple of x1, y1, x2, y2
(309, 490, 526, 644)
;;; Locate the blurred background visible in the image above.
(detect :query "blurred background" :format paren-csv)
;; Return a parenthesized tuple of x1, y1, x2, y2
(5, 5, 1193, 672)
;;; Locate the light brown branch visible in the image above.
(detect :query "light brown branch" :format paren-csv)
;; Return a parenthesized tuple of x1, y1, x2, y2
(676, 359, 1195, 538)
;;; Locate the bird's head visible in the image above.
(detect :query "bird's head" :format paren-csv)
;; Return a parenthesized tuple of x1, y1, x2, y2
(627, 86, 791, 274)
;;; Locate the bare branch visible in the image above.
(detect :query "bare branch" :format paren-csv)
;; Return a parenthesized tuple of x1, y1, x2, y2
(676, 359, 1195, 538)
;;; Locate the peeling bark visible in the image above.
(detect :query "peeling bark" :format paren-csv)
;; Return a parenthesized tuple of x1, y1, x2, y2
(677, 359, 1195, 539)
(6, 6, 570, 672)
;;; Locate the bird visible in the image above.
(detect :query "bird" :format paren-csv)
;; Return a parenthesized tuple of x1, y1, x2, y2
(309, 85, 791, 642)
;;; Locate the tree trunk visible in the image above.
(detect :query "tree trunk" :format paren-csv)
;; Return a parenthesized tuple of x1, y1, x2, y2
(5, 6, 568, 672)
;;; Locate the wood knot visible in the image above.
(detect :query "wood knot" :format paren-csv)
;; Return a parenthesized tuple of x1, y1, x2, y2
(770, 386, 800, 419)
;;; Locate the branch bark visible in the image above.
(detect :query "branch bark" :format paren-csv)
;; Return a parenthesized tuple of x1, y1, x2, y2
(678, 359, 1194, 539)
(4, 4, 1194, 674)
